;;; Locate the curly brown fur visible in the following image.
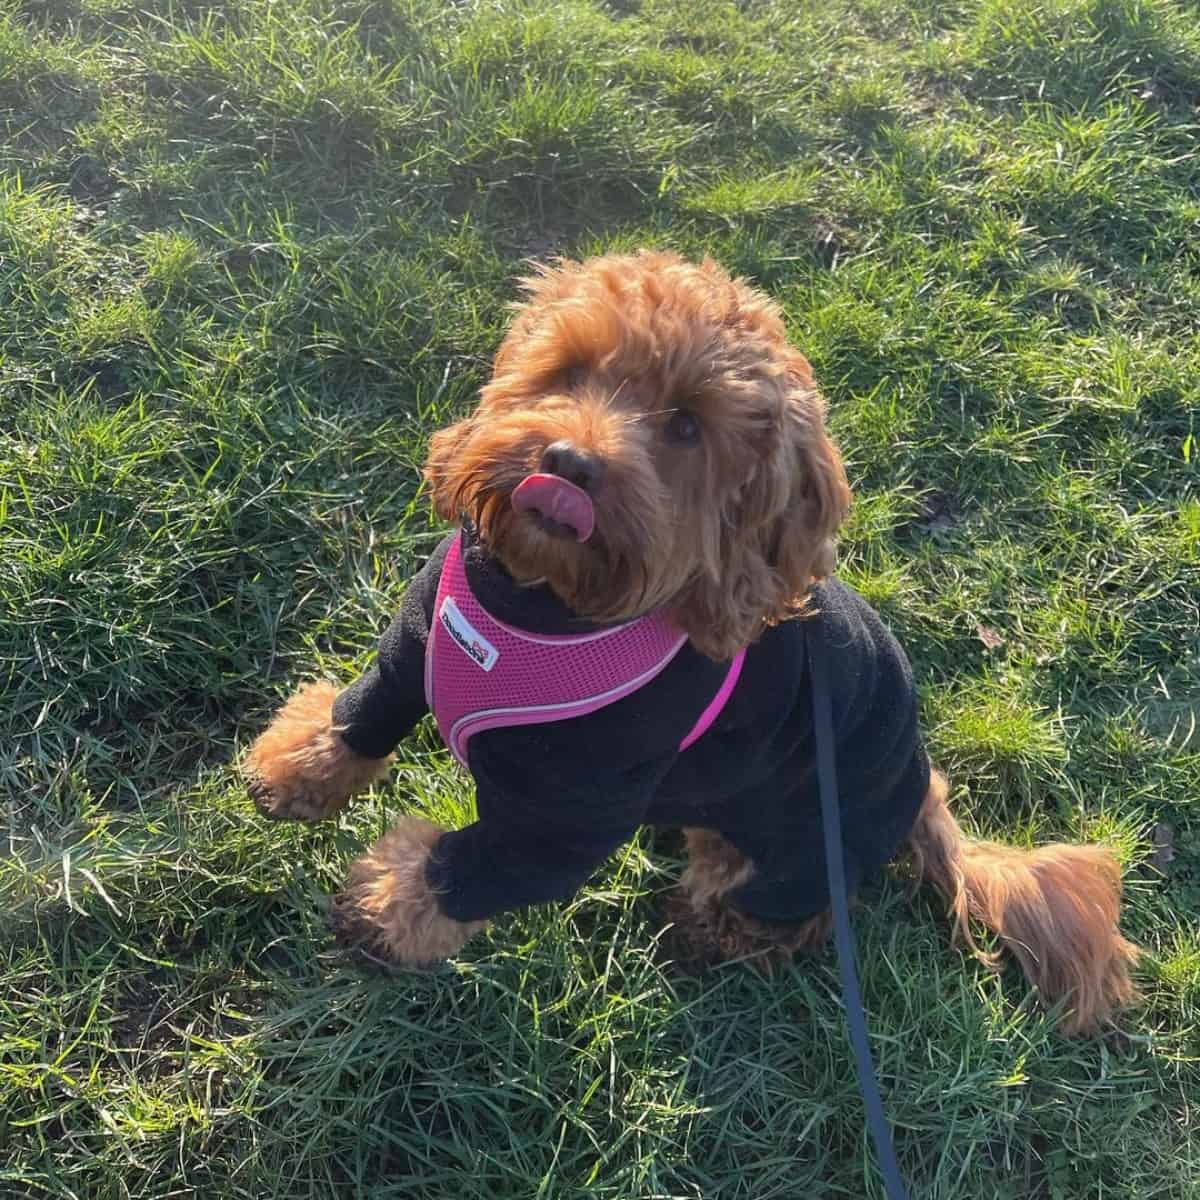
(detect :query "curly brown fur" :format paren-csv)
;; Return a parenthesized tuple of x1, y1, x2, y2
(909, 772, 1139, 1036)
(674, 796, 1137, 1035)
(244, 680, 391, 820)
(678, 827, 757, 906)
(664, 827, 831, 973)
(248, 251, 1139, 1018)
(425, 251, 850, 661)
(330, 817, 487, 963)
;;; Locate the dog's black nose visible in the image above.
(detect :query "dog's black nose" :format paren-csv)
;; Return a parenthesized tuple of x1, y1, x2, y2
(540, 441, 606, 493)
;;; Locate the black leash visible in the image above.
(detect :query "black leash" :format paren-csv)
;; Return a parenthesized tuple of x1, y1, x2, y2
(807, 621, 910, 1200)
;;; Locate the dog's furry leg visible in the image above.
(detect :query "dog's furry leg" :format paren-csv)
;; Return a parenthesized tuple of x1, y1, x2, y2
(910, 771, 1139, 1035)
(244, 681, 391, 821)
(329, 817, 487, 963)
(664, 828, 831, 972)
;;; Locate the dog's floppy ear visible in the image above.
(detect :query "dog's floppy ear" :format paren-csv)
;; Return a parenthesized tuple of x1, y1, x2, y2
(423, 417, 475, 522)
(768, 369, 850, 590)
(676, 364, 850, 660)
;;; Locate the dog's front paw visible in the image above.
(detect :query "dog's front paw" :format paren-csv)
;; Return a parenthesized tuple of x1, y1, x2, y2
(329, 817, 486, 964)
(246, 773, 345, 822)
(243, 681, 391, 821)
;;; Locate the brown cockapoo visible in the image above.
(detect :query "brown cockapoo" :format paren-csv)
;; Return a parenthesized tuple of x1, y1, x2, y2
(246, 251, 1137, 1035)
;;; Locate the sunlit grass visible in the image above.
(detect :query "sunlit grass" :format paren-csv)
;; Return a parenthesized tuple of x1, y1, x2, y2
(2, 0, 1199, 1196)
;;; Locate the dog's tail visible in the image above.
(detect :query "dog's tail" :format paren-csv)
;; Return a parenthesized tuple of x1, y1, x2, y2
(908, 772, 1138, 1035)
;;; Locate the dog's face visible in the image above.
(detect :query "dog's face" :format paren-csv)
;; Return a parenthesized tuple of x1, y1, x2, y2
(425, 252, 850, 660)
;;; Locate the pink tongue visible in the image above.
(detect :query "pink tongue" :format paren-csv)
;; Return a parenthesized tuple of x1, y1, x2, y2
(511, 473, 596, 542)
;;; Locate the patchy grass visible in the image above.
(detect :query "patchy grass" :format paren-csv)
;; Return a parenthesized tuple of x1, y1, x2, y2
(2, 0, 1199, 1196)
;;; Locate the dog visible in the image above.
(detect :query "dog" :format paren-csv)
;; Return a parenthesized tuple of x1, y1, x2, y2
(245, 250, 1138, 1035)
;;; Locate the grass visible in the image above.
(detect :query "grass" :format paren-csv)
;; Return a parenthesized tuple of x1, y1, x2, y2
(2, 0, 1199, 1195)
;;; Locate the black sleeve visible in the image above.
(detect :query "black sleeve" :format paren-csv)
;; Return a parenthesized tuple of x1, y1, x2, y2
(425, 721, 680, 923)
(331, 536, 453, 758)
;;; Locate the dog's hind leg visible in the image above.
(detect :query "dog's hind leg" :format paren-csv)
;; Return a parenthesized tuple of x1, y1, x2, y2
(662, 828, 831, 972)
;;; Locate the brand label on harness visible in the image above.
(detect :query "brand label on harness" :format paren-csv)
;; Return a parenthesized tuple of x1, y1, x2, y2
(440, 596, 499, 671)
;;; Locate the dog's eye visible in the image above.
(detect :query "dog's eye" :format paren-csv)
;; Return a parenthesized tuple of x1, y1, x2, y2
(665, 409, 702, 446)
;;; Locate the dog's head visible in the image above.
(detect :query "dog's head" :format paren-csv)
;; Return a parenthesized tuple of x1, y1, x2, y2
(425, 251, 850, 660)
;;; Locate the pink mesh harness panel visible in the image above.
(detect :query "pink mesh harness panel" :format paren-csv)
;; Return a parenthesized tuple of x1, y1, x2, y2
(425, 533, 745, 767)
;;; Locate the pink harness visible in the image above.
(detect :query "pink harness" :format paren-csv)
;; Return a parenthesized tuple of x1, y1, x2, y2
(425, 533, 745, 767)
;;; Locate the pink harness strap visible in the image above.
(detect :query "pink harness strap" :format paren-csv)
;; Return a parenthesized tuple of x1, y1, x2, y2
(425, 533, 744, 767)
(679, 648, 745, 751)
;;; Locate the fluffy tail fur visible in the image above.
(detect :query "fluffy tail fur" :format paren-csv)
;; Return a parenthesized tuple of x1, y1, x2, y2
(909, 772, 1139, 1035)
